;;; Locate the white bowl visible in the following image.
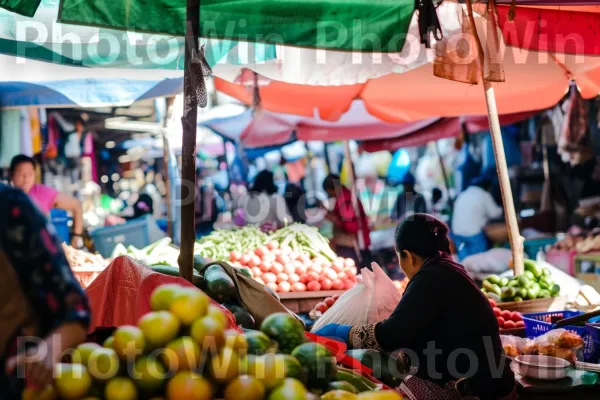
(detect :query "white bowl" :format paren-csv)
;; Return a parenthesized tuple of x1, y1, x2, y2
(512, 355, 570, 381)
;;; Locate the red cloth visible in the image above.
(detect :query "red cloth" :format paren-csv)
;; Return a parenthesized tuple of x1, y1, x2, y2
(85, 256, 236, 333)
(333, 187, 371, 248)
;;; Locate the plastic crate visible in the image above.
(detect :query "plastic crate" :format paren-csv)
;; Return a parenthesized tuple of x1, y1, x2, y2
(50, 208, 71, 243)
(523, 237, 557, 259)
(523, 310, 596, 361)
(90, 216, 166, 258)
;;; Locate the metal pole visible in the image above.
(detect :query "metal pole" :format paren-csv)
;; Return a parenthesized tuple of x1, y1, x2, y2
(178, 0, 200, 282)
(465, 0, 524, 275)
(163, 97, 175, 239)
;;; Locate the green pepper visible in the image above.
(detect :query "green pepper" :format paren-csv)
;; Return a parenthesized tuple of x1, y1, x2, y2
(486, 274, 501, 285)
(499, 277, 510, 288)
(550, 284, 561, 297)
(542, 267, 552, 277)
(513, 297, 524, 302)
(508, 279, 520, 288)
(518, 275, 533, 289)
(524, 259, 543, 279)
(538, 289, 551, 298)
(501, 287, 517, 301)
(518, 288, 529, 299)
(524, 270, 536, 281)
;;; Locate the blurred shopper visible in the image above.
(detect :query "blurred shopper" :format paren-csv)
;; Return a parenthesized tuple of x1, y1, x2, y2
(244, 170, 291, 232)
(195, 172, 219, 237)
(284, 182, 307, 224)
(391, 172, 428, 222)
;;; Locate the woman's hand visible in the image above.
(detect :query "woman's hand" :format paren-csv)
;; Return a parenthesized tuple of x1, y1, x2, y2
(70, 235, 83, 249)
(5, 343, 57, 389)
(313, 324, 352, 345)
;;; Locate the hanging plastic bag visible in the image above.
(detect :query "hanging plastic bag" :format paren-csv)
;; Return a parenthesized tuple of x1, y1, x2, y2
(311, 263, 401, 331)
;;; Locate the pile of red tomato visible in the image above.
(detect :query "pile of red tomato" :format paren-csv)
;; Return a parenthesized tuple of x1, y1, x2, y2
(488, 299, 525, 330)
(229, 241, 359, 293)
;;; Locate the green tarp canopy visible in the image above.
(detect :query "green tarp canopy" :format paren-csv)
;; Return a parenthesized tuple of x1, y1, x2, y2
(48, 0, 416, 53)
(0, 0, 275, 68)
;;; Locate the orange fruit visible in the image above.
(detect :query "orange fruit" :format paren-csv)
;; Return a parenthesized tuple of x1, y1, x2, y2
(206, 304, 229, 328)
(87, 347, 119, 381)
(132, 356, 167, 394)
(224, 375, 265, 400)
(210, 346, 241, 383)
(150, 284, 184, 311)
(169, 288, 209, 325)
(190, 316, 225, 349)
(22, 385, 57, 400)
(103, 336, 114, 349)
(54, 363, 92, 400)
(224, 329, 249, 354)
(166, 371, 213, 400)
(112, 325, 145, 360)
(104, 377, 137, 400)
(162, 337, 202, 371)
(72, 342, 102, 366)
(138, 311, 180, 349)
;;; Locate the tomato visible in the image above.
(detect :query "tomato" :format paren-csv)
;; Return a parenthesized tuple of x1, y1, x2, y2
(272, 262, 284, 274)
(503, 320, 516, 330)
(500, 310, 512, 321)
(488, 299, 497, 308)
(332, 279, 344, 290)
(249, 256, 261, 268)
(337, 271, 348, 280)
(299, 254, 312, 265)
(276, 273, 289, 284)
(497, 317, 505, 328)
(315, 302, 328, 313)
(277, 281, 291, 293)
(332, 295, 340, 301)
(251, 267, 263, 277)
(295, 265, 308, 275)
(320, 279, 333, 290)
(259, 261, 272, 273)
(515, 320, 525, 328)
(288, 273, 300, 283)
(284, 264, 296, 276)
(308, 265, 323, 275)
(306, 272, 319, 282)
(271, 249, 282, 256)
(254, 246, 268, 257)
(332, 259, 345, 273)
(307, 281, 321, 291)
(324, 297, 335, 307)
(344, 258, 355, 268)
(254, 277, 265, 285)
(511, 312, 523, 322)
(342, 279, 355, 290)
(266, 241, 279, 250)
(262, 272, 277, 284)
(230, 251, 242, 262)
(266, 282, 278, 292)
(493, 307, 502, 317)
(241, 253, 252, 265)
(262, 253, 276, 263)
(276, 254, 290, 265)
(279, 246, 292, 254)
(299, 274, 308, 284)
(288, 251, 300, 261)
(291, 282, 307, 292)
(323, 268, 337, 281)
(345, 266, 358, 276)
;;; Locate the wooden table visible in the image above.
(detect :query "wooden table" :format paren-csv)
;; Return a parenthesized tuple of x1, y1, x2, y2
(278, 290, 345, 313)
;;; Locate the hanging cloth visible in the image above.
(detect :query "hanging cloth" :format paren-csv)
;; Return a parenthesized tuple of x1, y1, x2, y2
(559, 87, 591, 165)
(0, 110, 22, 167)
(29, 108, 42, 155)
(19, 108, 33, 157)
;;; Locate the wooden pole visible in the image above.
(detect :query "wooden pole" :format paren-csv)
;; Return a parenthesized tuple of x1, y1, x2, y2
(465, 0, 524, 275)
(163, 97, 175, 239)
(177, 0, 200, 282)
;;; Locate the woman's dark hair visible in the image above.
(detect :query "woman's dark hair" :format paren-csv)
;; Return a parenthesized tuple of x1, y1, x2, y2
(394, 213, 451, 258)
(432, 187, 443, 205)
(251, 170, 278, 195)
(284, 183, 306, 223)
(10, 154, 36, 176)
(132, 193, 154, 219)
(322, 174, 341, 193)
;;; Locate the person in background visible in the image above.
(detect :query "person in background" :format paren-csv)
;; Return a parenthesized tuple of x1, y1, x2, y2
(196, 171, 219, 237)
(315, 214, 516, 400)
(452, 175, 503, 260)
(391, 172, 428, 222)
(10, 155, 84, 248)
(244, 170, 292, 232)
(284, 182, 307, 224)
(322, 174, 371, 267)
(0, 183, 90, 398)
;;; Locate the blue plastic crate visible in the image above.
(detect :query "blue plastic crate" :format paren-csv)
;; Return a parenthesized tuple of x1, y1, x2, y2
(90, 216, 166, 258)
(523, 237, 557, 258)
(50, 209, 71, 243)
(523, 310, 596, 361)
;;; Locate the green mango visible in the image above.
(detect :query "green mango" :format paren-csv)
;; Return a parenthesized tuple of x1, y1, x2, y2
(499, 277, 510, 288)
(501, 287, 517, 301)
(542, 267, 552, 277)
(483, 280, 502, 296)
(486, 274, 501, 285)
(524, 270, 536, 281)
(513, 297, 524, 302)
(518, 288, 529, 299)
(524, 259, 543, 279)
(508, 279, 520, 288)
(538, 289, 551, 299)
(518, 275, 533, 289)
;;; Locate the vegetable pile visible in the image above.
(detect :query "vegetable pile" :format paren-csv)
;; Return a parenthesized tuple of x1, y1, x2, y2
(230, 242, 358, 293)
(111, 238, 180, 267)
(488, 299, 524, 330)
(28, 284, 399, 400)
(62, 243, 108, 268)
(481, 260, 561, 303)
(195, 227, 269, 261)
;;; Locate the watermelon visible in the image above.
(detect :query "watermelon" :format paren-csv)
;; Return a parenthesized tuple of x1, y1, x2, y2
(244, 331, 274, 355)
(260, 313, 305, 354)
(291, 342, 337, 388)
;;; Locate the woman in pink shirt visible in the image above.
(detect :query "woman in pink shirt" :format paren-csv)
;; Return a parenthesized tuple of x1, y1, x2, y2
(10, 155, 84, 248)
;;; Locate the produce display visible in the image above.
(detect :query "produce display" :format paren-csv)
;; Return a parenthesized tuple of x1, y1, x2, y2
(230, 243, 358, 293)
(62, 243, 109, 268)
(551, 233, 600, 253)
(481, 260, 561, 303)
(25, 283, 400, 399)
(488, 299, 524, 331)
(268, 224, 338, 262)
(195, 227, 269, 261)
(311, 295, 342, 317)
(112, 238, 180, 267)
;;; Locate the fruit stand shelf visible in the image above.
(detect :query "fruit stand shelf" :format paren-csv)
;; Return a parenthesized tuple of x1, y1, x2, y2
(278, 290, 346, 314)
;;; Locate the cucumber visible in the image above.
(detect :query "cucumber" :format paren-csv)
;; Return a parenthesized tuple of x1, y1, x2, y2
(150, 265, 180, 277)
(204, 264, 237, 303)
(524, 259, 543, 279)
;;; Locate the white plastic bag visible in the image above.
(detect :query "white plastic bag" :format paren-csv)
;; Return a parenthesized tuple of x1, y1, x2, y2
(312, 263, 401, 331)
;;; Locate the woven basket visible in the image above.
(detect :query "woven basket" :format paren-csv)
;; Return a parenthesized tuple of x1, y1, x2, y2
(496, 296, 568, 313)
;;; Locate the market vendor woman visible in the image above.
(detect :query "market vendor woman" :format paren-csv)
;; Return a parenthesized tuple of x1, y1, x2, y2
(316, 214, 516, 400)
(10, 155, 84, 248)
